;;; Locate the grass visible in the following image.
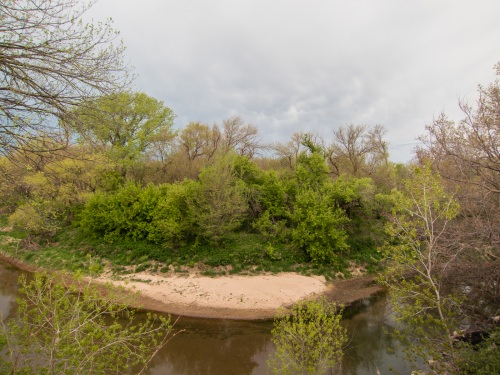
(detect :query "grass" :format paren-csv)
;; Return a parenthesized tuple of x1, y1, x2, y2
(0, 220, 381, 280)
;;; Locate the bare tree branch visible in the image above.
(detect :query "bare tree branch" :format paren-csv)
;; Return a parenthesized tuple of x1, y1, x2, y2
(0, 0, 131, 157)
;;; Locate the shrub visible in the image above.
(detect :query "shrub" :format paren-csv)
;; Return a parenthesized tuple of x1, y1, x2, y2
(291, 187, 349, 265)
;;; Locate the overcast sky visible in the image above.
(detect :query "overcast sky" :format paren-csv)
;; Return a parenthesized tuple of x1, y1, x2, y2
(88, 0, 500, 162)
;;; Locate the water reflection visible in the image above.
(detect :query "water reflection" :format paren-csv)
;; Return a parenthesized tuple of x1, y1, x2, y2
(147, 318, 273, 375)
(147, 295, 411, 375)
(0, 260, 20, 320)
(342, 297, 409, 375)
(0, 260, 411, 375)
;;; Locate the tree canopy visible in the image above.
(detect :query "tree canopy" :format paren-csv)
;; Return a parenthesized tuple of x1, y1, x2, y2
(70, 91, 176, 162)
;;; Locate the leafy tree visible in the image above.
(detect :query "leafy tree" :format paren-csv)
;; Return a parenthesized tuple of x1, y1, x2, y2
(295, 151, 329, 190)
(329, 175, 376, 217)
(1, 143, 121, 238)
(379, 165, 463, 372)
(0, 0, 129, 157)
(0, 272, 174, 374)
(70, 92, 175, 168)
(252, 171, 293, 241)
(186, 154, 249, 244)
(8, 197, 63, 238)
(147, 182, 192, 245)
(267, 298, 347, 375)
(79, 183, 158, 243)
(291, 186, 349, 265)
(456, 328, 500, 375)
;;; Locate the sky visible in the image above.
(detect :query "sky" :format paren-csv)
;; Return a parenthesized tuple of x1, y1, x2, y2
(88, 0, 500, 162)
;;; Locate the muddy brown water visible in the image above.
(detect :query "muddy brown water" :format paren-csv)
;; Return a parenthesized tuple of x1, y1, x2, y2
(0, 260, 411, 374)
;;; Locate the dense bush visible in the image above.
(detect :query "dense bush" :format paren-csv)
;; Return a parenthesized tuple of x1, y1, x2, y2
(79, 183, 160, 243)
(76, 151, 385, 266)
(185, 154, 250, 244)
(291, 186, 349, 265)
(147, 182, 192, 244)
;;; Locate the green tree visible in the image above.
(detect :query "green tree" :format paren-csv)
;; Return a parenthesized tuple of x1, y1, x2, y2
(379, 165, 462, 372)
(252, 170, 294, 242)
(267, 298, 347, 375)
(0, 0, 129, 157)
(0, 272, 174, 374)
(71, 92, 175, 167)
(456, 328, 500, 375)
(186, 154, 249, 244)
(291, 185, 349, 265)
(147, 182, 192, 245)
(79, 182, 159, 243)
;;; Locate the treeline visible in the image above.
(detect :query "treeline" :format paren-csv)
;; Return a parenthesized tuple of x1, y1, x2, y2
(1, 67, 498, 275)
(0, 92, 398, 268)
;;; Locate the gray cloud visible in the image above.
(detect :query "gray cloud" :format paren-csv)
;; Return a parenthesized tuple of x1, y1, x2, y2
(89, 0, 500, 161)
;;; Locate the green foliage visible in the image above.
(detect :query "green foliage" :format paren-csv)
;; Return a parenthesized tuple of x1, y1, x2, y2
(379, 165, 463, 371)
(7, 172, 70, 237)
(0, 272, 173, 374)
(79, 182, 153, 242)
(79, 181, 194, 247)
(72, 91, 176, 162)
(253, 171, 294, 241)
(457, 328, 500, 374)
(9, 199, 63, 238)
(147, 182, 191, 244)
(186, 154, 249, 243)
(329, 175, 376, 216)
(291, 186, 349, 265)
(268, 298, 347, 375)
(295, 151, 329, 189)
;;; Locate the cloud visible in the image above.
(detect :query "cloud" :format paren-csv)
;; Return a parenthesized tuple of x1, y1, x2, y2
(89, 0, 500, 162)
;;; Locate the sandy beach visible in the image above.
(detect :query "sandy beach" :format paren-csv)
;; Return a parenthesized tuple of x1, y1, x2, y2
(96, 270, 384, 319)
(0, 252, 384, 320)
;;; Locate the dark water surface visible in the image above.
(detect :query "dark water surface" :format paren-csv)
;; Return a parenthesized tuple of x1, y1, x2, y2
(0, 260, 411, 374)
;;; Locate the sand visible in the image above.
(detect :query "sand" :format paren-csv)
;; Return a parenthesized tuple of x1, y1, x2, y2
(95, 269, 384, 320)
(96, 271, 329, 319)
(0, 251, 383, 320)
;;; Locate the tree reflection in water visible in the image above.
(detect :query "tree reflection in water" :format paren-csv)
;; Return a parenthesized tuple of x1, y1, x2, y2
(146, 295, 411, 375)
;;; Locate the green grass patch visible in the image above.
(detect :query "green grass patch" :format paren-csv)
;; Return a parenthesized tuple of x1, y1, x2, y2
(0, 221, 383, 280)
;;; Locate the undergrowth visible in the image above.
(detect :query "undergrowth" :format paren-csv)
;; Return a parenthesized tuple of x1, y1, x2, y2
(0, 221, 380, 280)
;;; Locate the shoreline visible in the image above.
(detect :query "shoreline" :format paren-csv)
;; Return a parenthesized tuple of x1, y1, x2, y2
(0, 252, 385, 320)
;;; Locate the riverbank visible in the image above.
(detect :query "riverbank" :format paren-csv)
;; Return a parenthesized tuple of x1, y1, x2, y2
(0, 252, 384, 320)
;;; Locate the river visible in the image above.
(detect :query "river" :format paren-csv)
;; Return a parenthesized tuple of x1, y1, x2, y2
(0, 260, 411, 374)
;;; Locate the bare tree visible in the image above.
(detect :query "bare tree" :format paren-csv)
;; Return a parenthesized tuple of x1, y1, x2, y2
(0, 0, 130, 156)
(417, 64, 500, 251)
(416, 63, 500, 325)
(327, 124, 388, 177)
(221, 116, 261, 158)
(271, 132, 307, 170)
